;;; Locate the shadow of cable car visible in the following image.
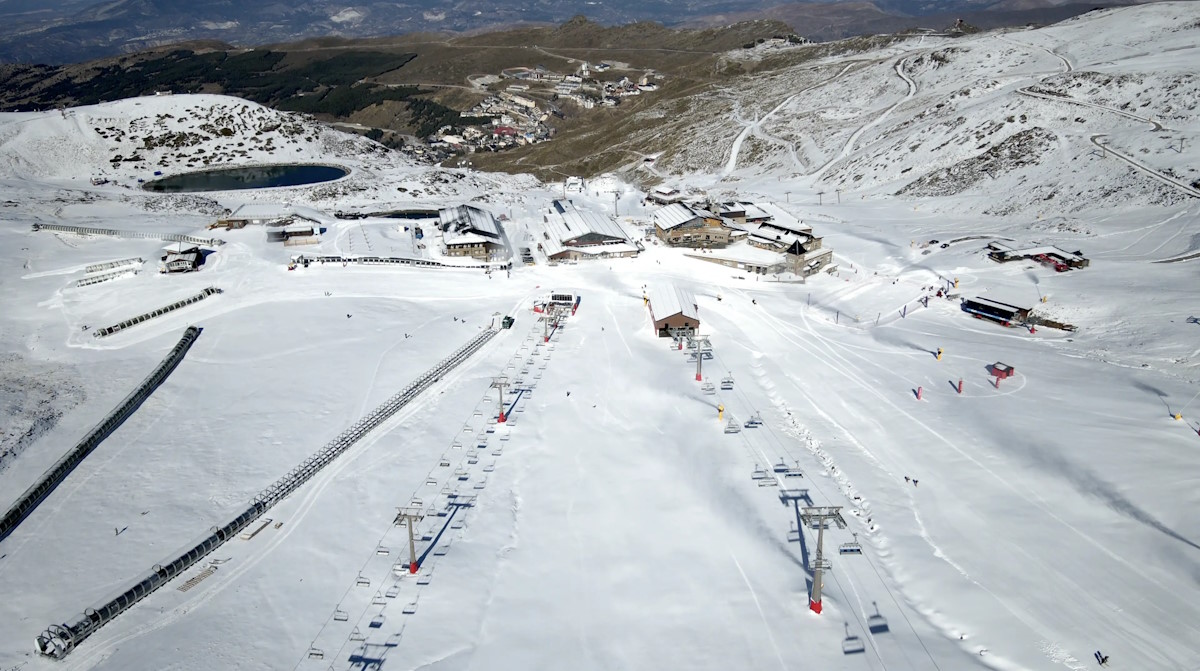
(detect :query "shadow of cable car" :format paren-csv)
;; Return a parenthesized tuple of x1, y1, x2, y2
(868, 601, 890, 634)
(842, 622, 866, 655)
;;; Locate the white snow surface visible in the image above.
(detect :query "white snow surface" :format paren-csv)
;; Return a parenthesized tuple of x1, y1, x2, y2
(1, 5, 1200, 671)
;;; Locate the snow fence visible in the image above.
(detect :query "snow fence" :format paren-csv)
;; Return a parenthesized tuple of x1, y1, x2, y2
(30, 223, 224, 247)
(74, 267, 138, 287)
(92, 287, 221, 338)
(85, 257, 144, 274)
(0, 326, 202, 546)
(35, 326, 499, 659)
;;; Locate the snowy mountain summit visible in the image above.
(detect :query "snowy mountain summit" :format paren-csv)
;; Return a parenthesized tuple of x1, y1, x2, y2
(1, 5, 1199, 671)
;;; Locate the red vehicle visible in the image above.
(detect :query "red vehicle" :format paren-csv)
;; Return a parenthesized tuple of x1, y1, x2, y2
(1035, 254, 1069, 272)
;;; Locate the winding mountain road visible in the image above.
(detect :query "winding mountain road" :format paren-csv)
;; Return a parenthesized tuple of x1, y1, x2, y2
(1090, 133, 1200, 199)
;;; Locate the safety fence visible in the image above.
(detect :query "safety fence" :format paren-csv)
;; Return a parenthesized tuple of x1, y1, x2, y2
(0, 327, 202, 546)
(35, 327, 499, 659)
(85, 257, 143, 274)
(74, 268, 138, 288)
(92, 287, 221, 338)
(294, 254, 511, 271)
(31, 223, 224, 247)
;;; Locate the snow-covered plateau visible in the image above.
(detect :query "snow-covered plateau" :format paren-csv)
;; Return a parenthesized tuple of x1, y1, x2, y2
(1, 4, 1199, 670)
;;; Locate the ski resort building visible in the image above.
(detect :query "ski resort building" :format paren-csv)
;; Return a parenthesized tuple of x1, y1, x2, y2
(651, 203, 739, 248)
(539, 199, 639, 261)
(647, 185, 685, 205)
(438, 205, 506, 261)
(684, 243, 788, 275)
(737, 213, 832, 276)
(986, 242, 1089, 271)
(716, 202, 773, 226)
(647, 284, 700, 337)
(217, 203, 330, 229)
(159, 243, 201, 273)
(961, 295, 1032, 326)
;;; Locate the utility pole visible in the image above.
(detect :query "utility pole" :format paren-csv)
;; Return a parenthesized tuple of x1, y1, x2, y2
(609, 190, 620, 216)
(799, 506, 846, 614)
(689, 335, 711, 381)
(394, 506, 425, 574)
(817, 190, 825, 206)
(491, 376, 510, 423)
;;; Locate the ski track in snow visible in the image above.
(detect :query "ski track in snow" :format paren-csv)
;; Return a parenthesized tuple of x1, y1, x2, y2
(728, 551, 788, 671)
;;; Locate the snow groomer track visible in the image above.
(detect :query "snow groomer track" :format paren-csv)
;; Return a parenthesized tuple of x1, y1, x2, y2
(0, 326, 202, 545)
(34, 327, 499, 659)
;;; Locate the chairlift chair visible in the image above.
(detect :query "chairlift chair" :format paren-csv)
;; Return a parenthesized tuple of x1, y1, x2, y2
(416, 571, 432, 585)
(308, 648, 325, 659)
(376, 545, 390, 556)
(372, 591, 386, 605)
(467, 455, 479, 465)
(724, 418, 742, 434)
(402, 601, 419, 615)
(350, 627, 366, 641)
(386, 585, 400, 599)
(751, 465, 768, 480)
(839, 533, 863, 556)
(701, 380, 716, 394)
(867, 602, 890, 633)
(720, 374, 735, 390)
(369, 614, 385, 629)
(355, 574, 371, 587)
(333, 609, 349, 622)
(773, 459, 790, 473)
(483, 461, 496, 472)
(744, 412, 763, 428)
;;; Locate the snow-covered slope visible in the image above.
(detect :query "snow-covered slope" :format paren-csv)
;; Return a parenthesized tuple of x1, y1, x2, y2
(1, 5, 1199, 671)
(642, 3, 1200, 218)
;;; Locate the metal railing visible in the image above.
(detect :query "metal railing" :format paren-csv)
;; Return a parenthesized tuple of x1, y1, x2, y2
(35, 327, 499, 659)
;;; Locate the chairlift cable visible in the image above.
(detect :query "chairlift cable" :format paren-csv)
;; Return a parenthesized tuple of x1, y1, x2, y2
(708, 340, 943, 671)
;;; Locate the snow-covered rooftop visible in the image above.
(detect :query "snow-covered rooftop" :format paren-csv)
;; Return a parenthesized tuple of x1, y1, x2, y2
(651, 203, 703, 230)
(545, 199, 630, 244)
(647, 284, 699, 322)
(439, 204, 500, 239)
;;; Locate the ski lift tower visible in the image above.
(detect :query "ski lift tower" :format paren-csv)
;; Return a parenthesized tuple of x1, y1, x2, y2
(543, 303, 564, 342)
(394, 506, 425, 574)
(689, 335, 711, 382)
(491, 376, 510, 423)
(799, 505, 846, 614)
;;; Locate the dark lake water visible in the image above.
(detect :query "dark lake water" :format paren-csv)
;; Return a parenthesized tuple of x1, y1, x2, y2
(142, 164, 348, 192)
